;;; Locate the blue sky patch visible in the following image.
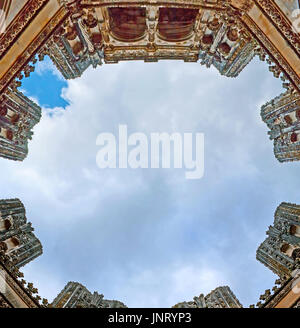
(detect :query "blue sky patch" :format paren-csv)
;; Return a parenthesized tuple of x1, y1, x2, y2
(21, 56, 68, 108)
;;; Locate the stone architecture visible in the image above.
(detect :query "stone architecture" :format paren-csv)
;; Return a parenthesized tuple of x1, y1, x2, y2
(0, 198, 46, 308)
(2, 199, 300, 308)
(0, 250, 47, 308)
(255, 202, 300, 308)
(52, 281, 127, 308)
(0, 1, 300, 161)
(173, 286, 242, 308)
(46, 4, 257, 79)
(52, 284, 242, 309)
(0, 0, 300, 309)
(0, 198, 43, 268)
(254, 273, 300, 308)
(0, 88, 41, 161)
(261, 91, 300, 162)
(256, 202, 300, 279)
(258, 0, 300, 162)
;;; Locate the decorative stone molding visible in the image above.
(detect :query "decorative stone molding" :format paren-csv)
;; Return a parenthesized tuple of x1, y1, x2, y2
(0, 0, 50, 59)
(173, 286, 242, 308)
(0, 199, 43, 268)
(52, 281, 127, 308)
(0, 5, 69, 96)
(0, 251, 47, 308)
(254, 0, 300, 55)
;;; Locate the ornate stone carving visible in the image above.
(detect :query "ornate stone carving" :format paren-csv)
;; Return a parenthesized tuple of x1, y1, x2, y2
(257, 202, 300, 278)
(0, 5, 69, 95)
(52, 281, 127, 308)
(261, 91, 300, 162)
(254, 0, 300, 55)
(43, 2, 257, 79)
(0, 251, 47, 308)
(173, 286, 242, 308)
(0, 198, 43, 268)
(0, 88, 41, 161)
(0, 0, 50, 59)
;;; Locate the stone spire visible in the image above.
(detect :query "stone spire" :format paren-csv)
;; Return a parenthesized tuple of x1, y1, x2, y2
(0, 88, 41, 161)
(0, 198, 43, 268)
(257, 202, 300, 278)
(52, 281, 127, 308)
(173, 286, 242, 308)
(261, 91, 300, 162)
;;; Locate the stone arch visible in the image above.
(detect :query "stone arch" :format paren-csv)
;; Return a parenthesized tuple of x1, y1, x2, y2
(290, 224, 300, 238)
(0, 218, 12, 232)
(292, 247, 300, 261)
(280, 243, 298, 258)
(157, 7, 199, 42)
(1, 236, 20, 253)
(108, 7, 147, 42)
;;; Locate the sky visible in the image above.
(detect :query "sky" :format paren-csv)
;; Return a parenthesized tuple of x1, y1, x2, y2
(1, 55, 300, 308)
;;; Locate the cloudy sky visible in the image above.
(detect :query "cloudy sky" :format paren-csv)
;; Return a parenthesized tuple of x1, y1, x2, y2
(1, 55, 299, 308)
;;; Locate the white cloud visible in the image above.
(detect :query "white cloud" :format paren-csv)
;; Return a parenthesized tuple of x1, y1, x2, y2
(0, 57, 294, 308)
(35, 56, 65, 81)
